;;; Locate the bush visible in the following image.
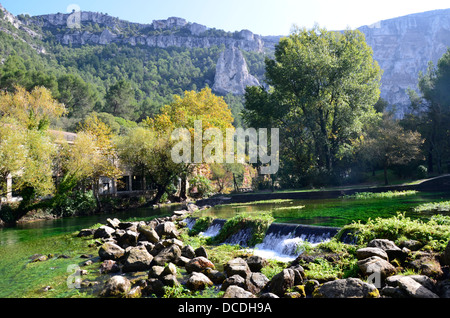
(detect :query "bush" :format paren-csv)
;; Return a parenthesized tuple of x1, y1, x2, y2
(417, 165, 428, 179)
(338, 213, 450, 251)
(189, 175, 214, 199)
(52, 190, 97, 217)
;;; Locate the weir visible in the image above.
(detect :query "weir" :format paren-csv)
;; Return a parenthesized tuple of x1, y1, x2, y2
(186, 218, 342, 262)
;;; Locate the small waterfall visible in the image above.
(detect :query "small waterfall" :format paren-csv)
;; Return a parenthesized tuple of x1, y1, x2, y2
(253, 223, 340, 262)
(200, 219, 226, 238)
(184, 218, 197, 230)
(184, 217, 342, 262)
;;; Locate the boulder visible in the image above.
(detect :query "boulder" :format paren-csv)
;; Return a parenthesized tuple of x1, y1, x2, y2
(152, 244, 181, 266)
(144, 278, 165, 297)
(357, 256, 396, 279)
(313, 278, 380, 298)
(106, 218, 121, 229)
(248, 272, 270, 294)
(98, 242, 125, 261)
(194, 246, 208, 258)
(185, 257, 215, 274)
(356, 247, 389, 261)
(162, 262, 178, 276)
(126, 286, 142, 299)
(221, 274, 246, 291)
(138, 224, 160, 244)
(155, 222, 180, 239)
(122, 246, 153, 273)
(161, 274, 180, 287)
(223, 285, 256, 298)
(268, 269, 296, 297)
(367, 239, 405, 261)
(117, 230, 139, 247)
(394, 276, 439, 298)
(408, 252, 443, 279)
(100, 275, 131, 297)
(77, 229, 94, 237)
(186, 272, 214, 291)
(246, 256, 268, 272)
(94, 226, 115, 239)
(181, 245, 196, 259)
(224, 258, 251, 279)
(99, 260, 120, 274)
(148, 265, 165, 279)
(205, 268, 226, 285)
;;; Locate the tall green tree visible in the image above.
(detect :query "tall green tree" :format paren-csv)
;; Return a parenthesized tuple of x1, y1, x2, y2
(404, 49, 450, 174)
(104, 79, 138, 121)
(244, 26, 382, 187)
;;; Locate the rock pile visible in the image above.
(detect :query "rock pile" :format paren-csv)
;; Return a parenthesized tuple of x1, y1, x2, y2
(77, 211, 450, 298)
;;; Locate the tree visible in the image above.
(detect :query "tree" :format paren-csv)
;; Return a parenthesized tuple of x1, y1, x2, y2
(76, 113, 122, 206)
(0, 86, 65, 225)
(57, 74, 99, 118)
(141, 87, 235, 201)
(116, 127, 186, 204)
(244, 26, 382, 187)
(404, 49, 450, 174)
(104, 79, 138, 121)
(357, 114, 424, 185)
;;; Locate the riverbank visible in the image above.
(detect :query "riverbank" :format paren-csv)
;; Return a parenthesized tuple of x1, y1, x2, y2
(60, 208, 450, 299)
(196, 174, 450, 207)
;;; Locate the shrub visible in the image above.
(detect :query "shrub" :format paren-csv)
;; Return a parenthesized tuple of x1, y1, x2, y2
(417, 165, 428, 179)
(211, 213, 274, 247)
(338, 213, 450, 251)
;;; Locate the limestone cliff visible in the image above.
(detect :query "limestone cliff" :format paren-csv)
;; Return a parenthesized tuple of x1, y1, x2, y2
(27, 12, 264, 53)
(359, 9, 450, 116)
(213, 46, 260, 95)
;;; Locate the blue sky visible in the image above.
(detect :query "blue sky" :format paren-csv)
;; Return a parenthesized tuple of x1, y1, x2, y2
(1, 0, 450, 35)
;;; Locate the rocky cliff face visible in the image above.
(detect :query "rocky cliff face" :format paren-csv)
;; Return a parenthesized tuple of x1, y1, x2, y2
(359, 9, 450, 117)
(28, 12, 264, 53)
(213, 46, 260, 95)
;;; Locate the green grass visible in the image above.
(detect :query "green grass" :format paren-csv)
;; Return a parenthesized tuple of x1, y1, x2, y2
(341, 190, 419, 200)
(214, 199, 294, 207)
(338, 213, 450, 251)
(209, 213, 275, 247)
(414, 201, 450, 213)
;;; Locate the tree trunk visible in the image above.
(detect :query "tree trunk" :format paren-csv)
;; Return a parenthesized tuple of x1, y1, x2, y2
(384, 164, 389, 186)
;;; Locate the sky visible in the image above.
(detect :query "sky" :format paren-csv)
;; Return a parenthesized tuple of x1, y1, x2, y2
(1, 0, 450, 35)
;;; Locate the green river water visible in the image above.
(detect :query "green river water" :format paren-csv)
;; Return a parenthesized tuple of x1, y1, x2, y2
(1, 191, 449, 298)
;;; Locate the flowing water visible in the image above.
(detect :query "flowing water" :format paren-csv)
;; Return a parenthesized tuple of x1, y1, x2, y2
(1, 191, 449, 297)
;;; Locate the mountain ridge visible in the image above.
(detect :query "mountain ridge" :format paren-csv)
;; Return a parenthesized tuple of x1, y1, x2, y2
(1, 3, 450, 117)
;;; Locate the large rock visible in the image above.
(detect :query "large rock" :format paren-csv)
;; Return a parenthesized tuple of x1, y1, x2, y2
(122, 246, 154, 273)
(155, 222, 180, 239)
(185, 257, 215, 274)
(223, 285, 256, 298)
(313, 278, 380, 298)
(268, 269, 297, 297)
(100, 275, 131, 297)
(186, 272, 214, 291)
(152, 244, 181, 266)
(388, 275, 439, 298)
(356, 247, 389, 261)
(94, 226, 115, 239)
(98, 242, 125, 261)
(224, 258, 251, 279)
(246, 256, 268, 272)
(357, 256, 397, 279)
(137, 224, 160, 244)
